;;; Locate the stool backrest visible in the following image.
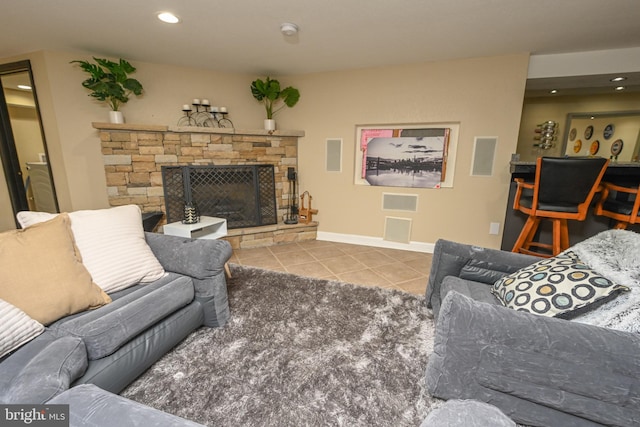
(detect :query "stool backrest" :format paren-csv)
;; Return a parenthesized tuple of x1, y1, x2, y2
(536, 156, 608, 207)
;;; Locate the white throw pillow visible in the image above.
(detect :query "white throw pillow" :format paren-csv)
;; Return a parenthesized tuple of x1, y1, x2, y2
(17, 205, 165, 294)
(0, 299, 44, 358)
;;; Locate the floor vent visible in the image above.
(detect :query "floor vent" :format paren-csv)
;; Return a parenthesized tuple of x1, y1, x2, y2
(384, 217, 412, 243)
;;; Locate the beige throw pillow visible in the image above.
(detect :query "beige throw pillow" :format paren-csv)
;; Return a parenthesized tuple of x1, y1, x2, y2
(17, 205, 165, 294)
(0, 214, 111, 325)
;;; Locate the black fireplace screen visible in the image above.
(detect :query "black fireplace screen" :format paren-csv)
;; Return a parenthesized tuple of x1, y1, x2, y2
(162, 165, 277, 228)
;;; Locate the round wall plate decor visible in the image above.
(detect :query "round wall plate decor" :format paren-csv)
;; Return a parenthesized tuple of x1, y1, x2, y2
(589, 140, 600, 155)
(611, 139, 624, 156)
(584, 125, 594, 140)
(573, 139, 582, 153)
(569, 128, 577, 141)
(604, 124, 615, 140)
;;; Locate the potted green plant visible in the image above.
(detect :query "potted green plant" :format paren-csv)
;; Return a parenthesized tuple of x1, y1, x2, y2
(250, 77, 300, 131)
(71, 57, 143, 124)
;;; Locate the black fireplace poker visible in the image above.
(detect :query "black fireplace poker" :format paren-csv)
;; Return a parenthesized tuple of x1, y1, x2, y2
(284, 167, 299, 224)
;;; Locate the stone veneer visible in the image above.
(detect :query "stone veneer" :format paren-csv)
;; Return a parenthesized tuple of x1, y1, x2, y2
(93, 123, 316, 248)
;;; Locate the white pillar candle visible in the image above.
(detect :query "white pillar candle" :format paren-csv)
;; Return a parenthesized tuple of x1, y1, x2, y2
(210, 106, 219, 113)
(192, 99, 200, 105)
(201, 99, 210, 106)
(182, 104, 191, 111)
(219, 107, 228, 113)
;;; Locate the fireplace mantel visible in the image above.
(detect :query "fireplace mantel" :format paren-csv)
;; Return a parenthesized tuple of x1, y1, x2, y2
(92, 122, 305, 138)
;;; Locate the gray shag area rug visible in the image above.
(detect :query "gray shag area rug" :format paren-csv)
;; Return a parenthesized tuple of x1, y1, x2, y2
(121, 265, 442, 426)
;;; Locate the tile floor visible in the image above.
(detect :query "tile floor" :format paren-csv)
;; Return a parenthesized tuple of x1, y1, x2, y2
(229, 239, 433, 295)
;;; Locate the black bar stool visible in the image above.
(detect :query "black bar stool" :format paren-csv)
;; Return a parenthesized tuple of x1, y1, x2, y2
(512, 156, 608, 257)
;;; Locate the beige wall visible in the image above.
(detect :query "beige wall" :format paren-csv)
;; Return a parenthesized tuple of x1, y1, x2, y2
(516, 92, 640, 161)
(1, 50, 530, 248)
(284, 54, 530, 247)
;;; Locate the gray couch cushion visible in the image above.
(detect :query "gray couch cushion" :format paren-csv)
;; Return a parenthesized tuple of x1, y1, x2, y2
(420, 399, 515, 427)
(0, 336, 87, 404)
(48, 273, 194, 360)
(425, 239, 538, 318)
(49, 384, 206, 426)
(440, 276, 499, 308)
(73, 302, 204, 394)
(426, 291, 640, 427)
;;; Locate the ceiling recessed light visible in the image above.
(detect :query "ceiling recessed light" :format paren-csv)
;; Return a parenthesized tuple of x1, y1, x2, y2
(610, 76, 627, 82)
(157, 12, 180, 24)
(17, 84, 32, 90)
(615, 86, 626, 91)
(549, 89, 558, 94)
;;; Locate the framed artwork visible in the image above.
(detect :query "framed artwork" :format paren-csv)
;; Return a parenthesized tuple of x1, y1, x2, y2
(569, 128, 577, 141)
(611, 139, 624, 156)
(589, 140, 600, 155)
(355, 123, 459, 188)
(573, 139, 582, 153)
(584, 125, 594, 140)
(604, 124, 615, 140)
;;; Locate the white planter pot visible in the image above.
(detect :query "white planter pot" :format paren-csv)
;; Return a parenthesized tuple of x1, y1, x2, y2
(264, 119, 276, 131)
(109, 111, 124, 124)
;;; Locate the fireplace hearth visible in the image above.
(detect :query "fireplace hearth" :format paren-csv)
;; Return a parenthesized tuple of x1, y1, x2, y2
(162, 165, 277, 229)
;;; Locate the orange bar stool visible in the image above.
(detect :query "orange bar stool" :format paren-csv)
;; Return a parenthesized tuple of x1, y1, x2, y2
(594, 182, 640, 229)
(512, 156, 608, 257)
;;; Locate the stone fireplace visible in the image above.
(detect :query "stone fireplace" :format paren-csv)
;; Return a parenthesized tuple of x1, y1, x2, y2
(93, 123, 316, 248)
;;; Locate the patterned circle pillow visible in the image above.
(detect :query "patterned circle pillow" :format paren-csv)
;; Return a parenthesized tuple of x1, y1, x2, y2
(491, 251, 629, 319)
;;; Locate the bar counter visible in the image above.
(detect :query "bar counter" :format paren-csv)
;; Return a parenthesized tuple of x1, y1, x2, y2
(501, 161, 640, 251)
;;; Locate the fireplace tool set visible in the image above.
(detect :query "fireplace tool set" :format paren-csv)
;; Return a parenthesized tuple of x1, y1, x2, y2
(284, 167, 299, 224)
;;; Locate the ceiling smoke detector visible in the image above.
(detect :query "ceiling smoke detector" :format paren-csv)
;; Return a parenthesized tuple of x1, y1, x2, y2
(281, 23, 299, 36)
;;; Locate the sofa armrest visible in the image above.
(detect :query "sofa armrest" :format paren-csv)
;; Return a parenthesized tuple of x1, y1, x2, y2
(0, 336, 87, 404)
(145, 233, 233, 327)
(145, 232, 232, 279)
(49, 384, 206, 426)
(425, 239, 538, 310)
(426, 291, 640, 427)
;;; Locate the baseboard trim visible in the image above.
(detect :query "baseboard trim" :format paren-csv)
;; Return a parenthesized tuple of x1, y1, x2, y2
(317, 231, 435, 253)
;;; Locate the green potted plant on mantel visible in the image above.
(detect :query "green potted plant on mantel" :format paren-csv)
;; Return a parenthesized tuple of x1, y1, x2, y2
(250, 77, 300, 131)
(71, 57, 143, 124)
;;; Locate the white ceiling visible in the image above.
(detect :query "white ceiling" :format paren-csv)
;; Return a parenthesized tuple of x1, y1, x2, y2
(1, 0, 640, 78)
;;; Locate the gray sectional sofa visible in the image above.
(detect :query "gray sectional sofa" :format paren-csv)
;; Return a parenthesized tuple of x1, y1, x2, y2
(0, 232, 231, 425)
(424, 238, 640, 427)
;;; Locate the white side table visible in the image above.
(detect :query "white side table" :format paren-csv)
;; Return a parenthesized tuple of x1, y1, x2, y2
(163, 216, 228, 240)
(163, 216, 231, 277)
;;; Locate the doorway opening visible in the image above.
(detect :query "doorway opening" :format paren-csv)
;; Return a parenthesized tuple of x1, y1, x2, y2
(0, 60, 58, 228)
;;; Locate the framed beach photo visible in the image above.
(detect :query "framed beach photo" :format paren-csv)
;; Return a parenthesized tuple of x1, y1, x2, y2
(354, 123, 459, 188)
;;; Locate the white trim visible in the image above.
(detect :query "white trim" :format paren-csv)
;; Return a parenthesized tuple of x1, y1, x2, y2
(317, 231, 435, 253)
